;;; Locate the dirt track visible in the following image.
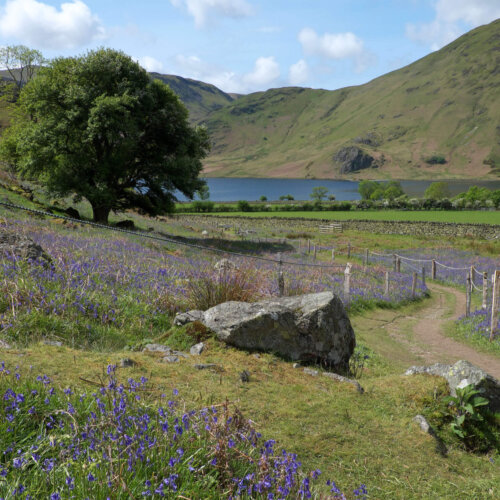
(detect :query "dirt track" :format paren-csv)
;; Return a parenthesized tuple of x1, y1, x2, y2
(395, 283, 500, 378)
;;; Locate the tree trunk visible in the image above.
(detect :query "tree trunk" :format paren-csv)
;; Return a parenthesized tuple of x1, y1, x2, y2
(91, 203, 111, 224)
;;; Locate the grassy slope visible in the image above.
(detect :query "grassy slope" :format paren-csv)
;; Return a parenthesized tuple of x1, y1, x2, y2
(202, 19, 500, 180)
(190, 210, 500, 225)
(149, 73, 235, 123)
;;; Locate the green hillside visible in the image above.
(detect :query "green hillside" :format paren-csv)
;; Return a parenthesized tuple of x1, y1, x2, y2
(201, 19, 500, 180)
(150, 73, 235, 123)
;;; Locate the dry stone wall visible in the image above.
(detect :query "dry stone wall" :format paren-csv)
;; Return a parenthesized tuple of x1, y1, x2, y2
(173, 214, 499, 239)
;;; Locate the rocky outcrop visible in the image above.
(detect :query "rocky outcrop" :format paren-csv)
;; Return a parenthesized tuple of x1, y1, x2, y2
(177, 292, 355, 370)
(405, 360, 500, 412)
(333, 146, 375, 173)
(0, 232, 51, 265)
(353, 132, 381, 147)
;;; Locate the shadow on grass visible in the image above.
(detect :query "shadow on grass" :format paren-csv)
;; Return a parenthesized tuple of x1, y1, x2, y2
(156, 232, 294, 255)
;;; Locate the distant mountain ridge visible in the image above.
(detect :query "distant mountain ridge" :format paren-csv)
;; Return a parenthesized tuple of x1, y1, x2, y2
(149, 73, 235, 123)
(193, 18, 500, 180)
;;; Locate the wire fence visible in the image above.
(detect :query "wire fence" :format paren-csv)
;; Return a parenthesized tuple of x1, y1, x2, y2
(1, 199, 498, 333)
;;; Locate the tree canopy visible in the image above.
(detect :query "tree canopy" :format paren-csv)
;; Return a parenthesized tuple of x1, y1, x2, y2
(0, 48, 210, 223)
(358, 180, 404, 200)
(310, 186, 329, 202)
(424, 181, 450, 200)
(0, 45, 46, 90)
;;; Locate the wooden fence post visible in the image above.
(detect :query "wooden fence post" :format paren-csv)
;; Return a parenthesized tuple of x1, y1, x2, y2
(308, 239, 311, 254)
(431, 259, 436, 280)
(482, 272, 488, 310)
(490, 270, 500, 342)
(344, 263, 352, 305)
(331, 249, 335, 261)
(411, 272, 417, 298)
(396, 257, 401, 273)
(466, 274, 471, 317)
(421, 266, 426, 288)
(384, 271, 390, 298)
(347, 242, 351, 259)
(277, 253, 284, 297)
(314, 244, 317, 260)
(393, 254, 397, 272)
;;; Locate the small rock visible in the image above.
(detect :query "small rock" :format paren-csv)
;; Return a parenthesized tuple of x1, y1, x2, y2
(323, 372, 364, 394)
(190, 342, 205, 356)
(173, 310, 204, 326)
(194, 363, 218, 370)
(413, 414, 432, 434)
(120, 358, 137, 368)
(0, 339, 12, 349)
(172, 351, 190, 358)
(292, 363, 300, 369)
(161, 355, 180, 363)
(143, 343, 172, 354)
(201, 230, 209, 236)
(42, 340, 63, 347)
(303, 367, 319, 377)
(253, 353, 261, 359)
(239, 370, 250, 382)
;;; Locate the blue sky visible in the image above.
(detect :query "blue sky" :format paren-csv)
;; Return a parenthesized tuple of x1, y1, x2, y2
(0, 0, 499, 93)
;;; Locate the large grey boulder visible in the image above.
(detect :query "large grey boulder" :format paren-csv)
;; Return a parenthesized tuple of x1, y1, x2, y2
(405, 360, 500, 412)
(0, 232, 51, 265)
(201, 292, 355, 370)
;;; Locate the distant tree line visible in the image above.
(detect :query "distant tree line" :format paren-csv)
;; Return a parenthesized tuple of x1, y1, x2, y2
(183, 181, 500, 213)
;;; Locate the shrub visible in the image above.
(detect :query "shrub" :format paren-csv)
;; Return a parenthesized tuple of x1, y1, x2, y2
(186, 266, 260, 310)
(441, 384, 500, 452)
(236, 200, 252, 212)
(426, 155, 447, 165)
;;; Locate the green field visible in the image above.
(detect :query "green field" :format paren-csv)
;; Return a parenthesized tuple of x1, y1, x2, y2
(199, 210, 500, 225)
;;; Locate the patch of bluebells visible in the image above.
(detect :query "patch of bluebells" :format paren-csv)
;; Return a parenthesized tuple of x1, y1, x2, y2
(0, 363, 366, 498)
(456, 308, 500, 344)
(0, 215, 429, 342)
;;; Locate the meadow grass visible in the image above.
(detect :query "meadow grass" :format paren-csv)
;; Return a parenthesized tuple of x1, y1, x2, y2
(202, 210, 500, 225)
(1, 196, 499, 498)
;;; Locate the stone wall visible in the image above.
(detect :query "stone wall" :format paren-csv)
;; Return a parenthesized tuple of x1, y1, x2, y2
(173, 214, 499, 239)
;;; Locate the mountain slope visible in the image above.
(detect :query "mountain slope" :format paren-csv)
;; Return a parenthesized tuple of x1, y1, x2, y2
(150, 73, 235, 123)
(201, 19, 500, 180)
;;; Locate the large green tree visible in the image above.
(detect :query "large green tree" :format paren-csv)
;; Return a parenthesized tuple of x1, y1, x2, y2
(1, 48, 210, 223)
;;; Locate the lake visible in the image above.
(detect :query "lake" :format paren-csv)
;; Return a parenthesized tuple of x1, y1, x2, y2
(181, 178, 500, 202)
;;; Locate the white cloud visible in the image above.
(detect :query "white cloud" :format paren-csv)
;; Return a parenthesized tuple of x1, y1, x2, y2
(242, 56, 280, 88)
(406, 0, 500, 50)
(0, 0, 105, 49)
(298, 27, 365, 60)
(288, 59, 309, 86)
(135, 56, 164, 73)
(170, 0, 253, 28)
(174, 54, 280, 93)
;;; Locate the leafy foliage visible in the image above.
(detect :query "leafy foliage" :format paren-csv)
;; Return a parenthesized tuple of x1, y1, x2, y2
(0, 48, 210, 223)
(442, 384, 500, 452)
(424, 182, 451, 200)
(310, 186, 329, 202)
